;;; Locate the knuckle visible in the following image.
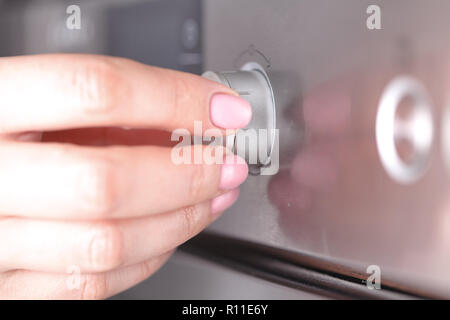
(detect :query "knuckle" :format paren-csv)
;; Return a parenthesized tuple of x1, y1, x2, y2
(87, 222, 124, 272)
(70, 57, 125, 114)
(78, 274, 108, 300)
(0, 270, 16, 296)
(178, 205, 203, 241)
(172, 74, 195, 123)
(188, 164, 208, 199)
(140, 260, 159, 279)
(78, 158, 120, 217)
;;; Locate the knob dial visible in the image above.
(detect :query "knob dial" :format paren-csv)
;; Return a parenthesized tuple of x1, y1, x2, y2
(203, 62, 276, 174)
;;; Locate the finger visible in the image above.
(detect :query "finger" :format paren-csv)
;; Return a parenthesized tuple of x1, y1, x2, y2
(0, 54, 251, 134)
(0, 251, 173, 300)
(0, 193, 238, 273)
(0, 142, 247, 219)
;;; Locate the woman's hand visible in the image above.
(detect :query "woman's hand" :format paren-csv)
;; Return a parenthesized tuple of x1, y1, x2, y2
(0, 54, 252, 299)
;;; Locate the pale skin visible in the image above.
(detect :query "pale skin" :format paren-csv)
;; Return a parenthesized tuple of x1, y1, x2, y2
(0, 54, 251, 299)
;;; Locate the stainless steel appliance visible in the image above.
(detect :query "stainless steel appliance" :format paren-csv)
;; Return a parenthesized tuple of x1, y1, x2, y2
(2, 0, 450, 299)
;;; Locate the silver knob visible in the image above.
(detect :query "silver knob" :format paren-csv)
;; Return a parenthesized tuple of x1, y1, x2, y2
(203, 62, 276, 174)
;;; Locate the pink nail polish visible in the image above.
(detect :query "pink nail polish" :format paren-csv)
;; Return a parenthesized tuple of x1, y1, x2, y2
(219, 154, 249, 190)
(210, 93, 252, 129)
(211, 189, 240, 215)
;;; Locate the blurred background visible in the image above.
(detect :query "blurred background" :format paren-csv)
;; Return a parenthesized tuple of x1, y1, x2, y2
(2, 0, 450, 299)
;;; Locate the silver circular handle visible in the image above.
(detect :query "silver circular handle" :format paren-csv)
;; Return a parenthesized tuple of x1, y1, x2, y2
(203, 62, 276, 174)
(376, 76, 434, 184)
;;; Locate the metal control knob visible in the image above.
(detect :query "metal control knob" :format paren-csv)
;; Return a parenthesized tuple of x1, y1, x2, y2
(202, 62, 276, 174)
(376, 76, 434, 184)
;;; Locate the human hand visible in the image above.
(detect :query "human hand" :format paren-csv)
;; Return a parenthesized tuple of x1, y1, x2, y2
(0, 54, 251, 299)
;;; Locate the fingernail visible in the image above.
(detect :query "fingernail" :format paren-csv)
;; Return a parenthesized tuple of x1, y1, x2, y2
(211, 189, 240, 215)
(210, 93, 252, 129)
(220, 154, 249, 190)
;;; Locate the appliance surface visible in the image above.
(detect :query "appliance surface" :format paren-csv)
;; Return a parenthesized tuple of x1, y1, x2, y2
(115, 250, 324, 300)
(2, 0, 450, 299)
(202, 0, 450, 298)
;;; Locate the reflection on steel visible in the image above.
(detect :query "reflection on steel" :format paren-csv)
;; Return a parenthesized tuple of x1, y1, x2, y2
(181, 233, 423, 299)
(376, 76, 434, 184)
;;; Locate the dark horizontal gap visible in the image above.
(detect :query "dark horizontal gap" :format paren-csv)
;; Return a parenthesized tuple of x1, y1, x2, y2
(180, 232, 429, 299)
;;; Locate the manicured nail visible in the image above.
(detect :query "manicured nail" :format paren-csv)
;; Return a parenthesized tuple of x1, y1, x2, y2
(210, 93, 252, 129)
(220, 154, 249, 190)
(211, 189, 240, 215)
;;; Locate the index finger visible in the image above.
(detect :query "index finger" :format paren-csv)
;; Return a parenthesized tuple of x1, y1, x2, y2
(0, 54, 252, 134)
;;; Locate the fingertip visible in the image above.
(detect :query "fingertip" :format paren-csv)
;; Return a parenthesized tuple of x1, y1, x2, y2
(210, 188, 240, 216)
(210, 93, 252, 129)
(219, 154, 249, 190)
